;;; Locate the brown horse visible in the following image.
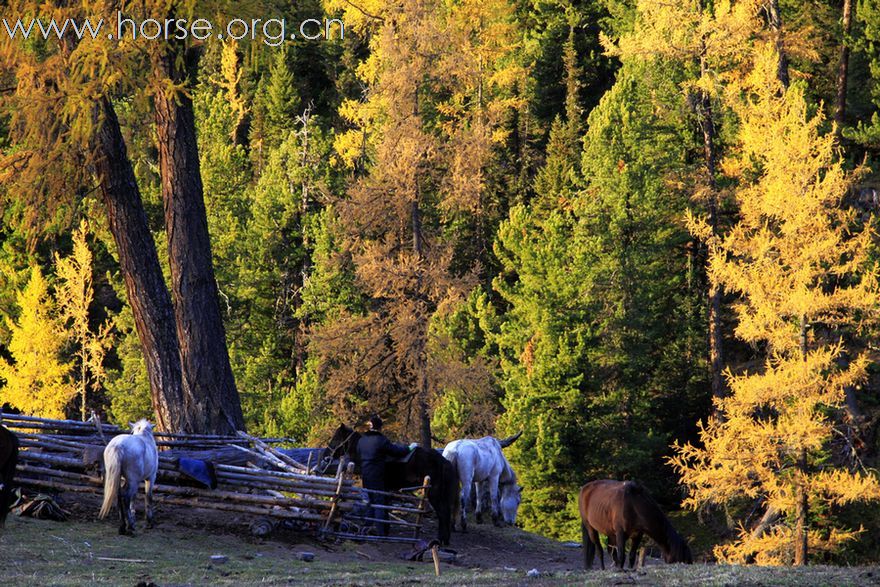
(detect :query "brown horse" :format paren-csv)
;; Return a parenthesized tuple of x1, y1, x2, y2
(0, 424, 19, 528)
(324, 424, 458, 545)
(579, 480, 692, 570)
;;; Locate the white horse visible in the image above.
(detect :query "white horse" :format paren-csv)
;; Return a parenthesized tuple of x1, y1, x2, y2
(99, 419, 158, 535)
(442, 433, 522, 531)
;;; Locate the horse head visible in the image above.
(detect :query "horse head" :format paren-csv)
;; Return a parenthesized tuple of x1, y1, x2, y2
(663, 528, 694, 564)
(129, 419, 154, 436)
(322, 424, 359, 466)
(499, 482, 522, 525)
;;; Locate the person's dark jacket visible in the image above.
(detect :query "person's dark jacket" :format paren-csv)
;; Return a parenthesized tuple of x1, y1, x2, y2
(356, 431, 410, 491)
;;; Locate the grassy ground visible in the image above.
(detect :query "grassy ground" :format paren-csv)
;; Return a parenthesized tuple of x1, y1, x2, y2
(2, 513, 879, 586)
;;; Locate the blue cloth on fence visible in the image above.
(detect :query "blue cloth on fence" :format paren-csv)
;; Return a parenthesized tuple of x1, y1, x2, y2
(177, 457, 217, 489)
(275, 448, 324, 467)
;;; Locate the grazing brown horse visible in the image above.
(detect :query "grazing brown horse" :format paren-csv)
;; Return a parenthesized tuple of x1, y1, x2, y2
(579, 480, 692, 570)
(0, 423, 19, 528)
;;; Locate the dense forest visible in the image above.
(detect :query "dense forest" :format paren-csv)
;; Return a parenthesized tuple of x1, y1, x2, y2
(3, 0, 880, 565)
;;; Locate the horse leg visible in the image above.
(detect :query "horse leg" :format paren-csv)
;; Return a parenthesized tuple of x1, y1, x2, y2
(489, 477, 502, 526)
(614, 530, 626, 570)
(144, 476, 155, 528)
(474, 481, 483, 524)
(123, 479, 138, 534)
(116, 484, 128, 535)
(459, 478, 472, 533)
(1, 434, 19, 527)
(629, 533, 643, 569)
(582, 523, 595, 570)
(588, 527, 605, 570)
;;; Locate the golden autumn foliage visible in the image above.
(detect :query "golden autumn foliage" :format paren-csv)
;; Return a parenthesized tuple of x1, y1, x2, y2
(55, 220, 114, 421)
(0, 266, 74, 418)
(671, 47, 880, 565)
(604, 0, 762, 93)
(311, 0, 523, 443)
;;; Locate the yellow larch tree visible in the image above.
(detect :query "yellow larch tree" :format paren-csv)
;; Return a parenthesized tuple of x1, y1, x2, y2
(55, 220, 114, 422)
(0, 266, 74, 418)
(671, 47, 880, 566)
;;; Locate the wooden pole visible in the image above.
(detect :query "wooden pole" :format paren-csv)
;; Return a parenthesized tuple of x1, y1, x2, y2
(90, 411, 108, 445)
(324, 461, 354, 532)
(413, 475, 431, 539)
(236, 430, 308, 472)
(431, 545, 441, 577)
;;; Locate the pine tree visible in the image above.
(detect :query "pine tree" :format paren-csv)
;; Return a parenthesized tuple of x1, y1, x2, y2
(0, 266, 74, 418)
(533, 28, 582, 217)
(493, 206, 596, 539)
(265, 47, 300, 140)
(104, 305, 153, 426)
(671, 48, 880, 565)
(847, 0, 880, 146)
(231, 110, 334, 432)
(494, 60, 704, 539)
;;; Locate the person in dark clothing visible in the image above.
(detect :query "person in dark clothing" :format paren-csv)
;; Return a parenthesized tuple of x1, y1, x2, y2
(356, 415, 413, 535)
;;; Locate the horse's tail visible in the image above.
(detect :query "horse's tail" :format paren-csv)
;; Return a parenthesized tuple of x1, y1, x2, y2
(444, 451, 461, 524)
(436, 452, 458, 545)
(498, 431, 522, 448)
(99, 444, 123, 519)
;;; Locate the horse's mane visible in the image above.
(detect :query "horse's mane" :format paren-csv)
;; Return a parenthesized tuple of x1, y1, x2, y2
(500, 456, 517, 485)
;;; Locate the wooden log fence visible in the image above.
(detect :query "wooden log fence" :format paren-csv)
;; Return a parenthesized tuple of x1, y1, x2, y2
(3, 412, 433, 543)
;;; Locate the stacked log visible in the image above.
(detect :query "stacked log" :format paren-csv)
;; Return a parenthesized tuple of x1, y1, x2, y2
(1, 412, 433, 542)
(3, 412, 352, 526)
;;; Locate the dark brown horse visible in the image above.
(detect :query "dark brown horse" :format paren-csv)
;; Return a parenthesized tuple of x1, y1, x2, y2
(324, 424, 458, 545)
(579, 480, 692, 570)
(0, 423, 19, 528)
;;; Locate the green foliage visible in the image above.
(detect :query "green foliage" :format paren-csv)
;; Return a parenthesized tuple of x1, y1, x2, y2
(848, 0, 880, 146)
(104, 306, 153, 426)
(493, 63, 707, 539)
(493, 205, 596, 539)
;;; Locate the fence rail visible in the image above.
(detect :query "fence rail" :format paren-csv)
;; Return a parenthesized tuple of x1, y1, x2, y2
(2, 412, 432, 543)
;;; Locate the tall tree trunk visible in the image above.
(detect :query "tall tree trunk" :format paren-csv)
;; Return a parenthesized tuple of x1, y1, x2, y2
(92, 97, 189, 433)
(835, 0, 854, 135)
(153, 45, 245, 435)
(794, 449, 809, 565)
(794, 315, 809, 565)
(294, 112, 314, 380)
(411, 199, 432, 448)
(767, 0, 790, 88)
(698, 56, 725, 402)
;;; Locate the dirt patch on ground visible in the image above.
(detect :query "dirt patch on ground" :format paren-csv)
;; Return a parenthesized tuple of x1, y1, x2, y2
(4, 493, 877, 586)
(54, 492, 583, 573)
